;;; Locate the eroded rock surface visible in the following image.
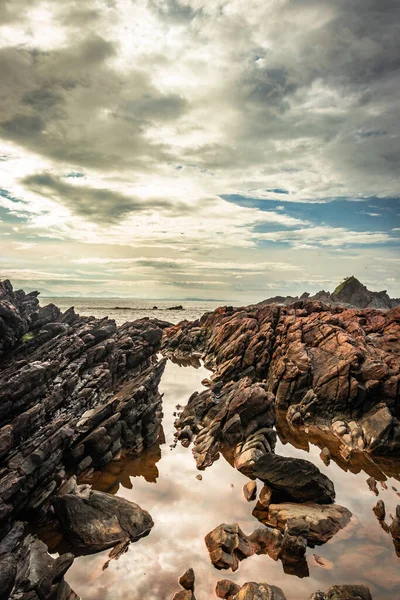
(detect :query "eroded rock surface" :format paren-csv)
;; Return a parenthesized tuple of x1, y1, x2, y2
(53, 479, 153, 552)
(0, 281, 169, 599)
(164, 299, 400, 457)
(253, 502, 352, 545)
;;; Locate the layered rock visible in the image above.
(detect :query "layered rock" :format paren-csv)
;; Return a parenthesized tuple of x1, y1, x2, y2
(0, 281, 170, 599)
(52, 478, 153, 552)
(253, 502, 352, 545)
(0, 521, 77, 600)
(164, 299, 400, 457)
(258, 276, 400, 310)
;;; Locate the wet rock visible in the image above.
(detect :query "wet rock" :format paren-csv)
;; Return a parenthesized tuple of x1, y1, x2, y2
(251, 454, 335, 504)
(389, 505, 400, 556)
(243, 481, 257, 502)
(319, 447, 331, 465)
(253, 502, 352, 545)
(248, 527, 283, 561)
(258, 484, 272, 508)
(172, 591, 194, 600)
(309, 585, 373, 600)
(53, 484, 153, 552)
(372, 500, 385, 521)
(215, 579, 241, 598)
(0, 554, 17, 600)
(179, 568, 195, 591)
(361, 404, 394, 452)
(366, 477, 379, 496)
(205, 523, 254, 572)
(231, 582, 287, 600)
(280, 518, 309, 578)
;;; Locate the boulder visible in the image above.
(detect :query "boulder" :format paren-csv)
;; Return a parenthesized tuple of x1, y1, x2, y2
(232, 582, 287, 600)
(53, 487, 153, 552)
(243, 481, 257, 502)
(253, 502, 352, 545)
(251, 454, 335, 504)
(179, 568, 195, 591)
(215, 579, 241, 598)
(205, 523, 254, 572)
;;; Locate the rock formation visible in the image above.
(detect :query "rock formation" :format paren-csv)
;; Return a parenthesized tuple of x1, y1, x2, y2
(258, 276, 400, 310)
(0, 280, 170, 599)
(164, 299, 400, 457)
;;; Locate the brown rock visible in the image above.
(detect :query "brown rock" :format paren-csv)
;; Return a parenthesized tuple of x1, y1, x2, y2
(243, 481, 257, 502)
(205, 523, 254, 572)
(179, 568, 195, 591)
(215, 579, 241, 598)
(372, 499, 385, 521)
(253, 502, 352, 545)
(258, 484, 272, 508)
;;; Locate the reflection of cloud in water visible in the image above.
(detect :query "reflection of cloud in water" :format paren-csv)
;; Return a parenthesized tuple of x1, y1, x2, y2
(66, 361, 400, 600)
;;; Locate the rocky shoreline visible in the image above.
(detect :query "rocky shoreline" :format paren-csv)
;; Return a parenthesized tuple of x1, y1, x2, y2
(0, 279, 399, 599)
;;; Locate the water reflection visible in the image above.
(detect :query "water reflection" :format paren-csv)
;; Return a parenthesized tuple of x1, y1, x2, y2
(63, 361, 400, 600)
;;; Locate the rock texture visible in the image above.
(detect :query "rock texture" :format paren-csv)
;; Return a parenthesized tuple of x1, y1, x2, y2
(0, 280, 170, 599)
(259, 276, 400, 310)
(164, 297, 400, 457)
(253, 502, 352, 545)
(309, 585, 373, 600)
(53, 478, 153, 552)
(216, 581, 287, 600)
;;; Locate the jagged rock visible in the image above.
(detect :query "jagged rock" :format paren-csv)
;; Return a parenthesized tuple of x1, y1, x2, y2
(308, 585, 373, 600)
(258, 484, 272, 508)
(366, 477, 379, 496)
(215, 579, 241, 598)
(179, 568, 195, 591)
(164, 294, 400, 460)
(243, 481, 257, 502)
(231, 582, 287, 600)
(320, 447, 331, 465)
(280, 518, 309, 577)
(251, 454, 335, 504)
(0, 554, 16, 600)
(204, 523, 254, 572)
(389, 505, 400, 556)
(372, 500, 385, 521)
(172, 591, 194, 600)
(253, 502, 352, 545)
(248, 527, 283, 561)
(0, 280, 168, 545)
(53, 483, 153, 552)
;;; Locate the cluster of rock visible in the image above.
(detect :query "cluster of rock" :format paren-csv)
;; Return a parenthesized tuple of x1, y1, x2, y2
(165, 298, 400, 458)
(163, 285, 400, 597)
(259, 276, 400, 310)
(0, 280, 170, 599)
(215, 580, 372, 600)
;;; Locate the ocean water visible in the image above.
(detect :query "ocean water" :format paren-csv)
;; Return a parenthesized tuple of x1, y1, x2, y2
(40, 297, 236, 325)
(40, 360, 400, 600)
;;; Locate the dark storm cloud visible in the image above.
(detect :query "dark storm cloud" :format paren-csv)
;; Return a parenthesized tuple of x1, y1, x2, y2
(22, 173, 191, 224)
(0, 32, 187, 171)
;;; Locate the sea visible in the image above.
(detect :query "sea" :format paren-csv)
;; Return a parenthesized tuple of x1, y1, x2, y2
(40, 297, 238, 325)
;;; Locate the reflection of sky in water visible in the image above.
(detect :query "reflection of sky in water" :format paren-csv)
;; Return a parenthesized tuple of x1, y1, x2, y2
(65, 361, 400, 600)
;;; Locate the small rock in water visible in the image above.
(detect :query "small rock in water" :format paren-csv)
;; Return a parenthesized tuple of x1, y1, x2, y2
(179, 567, 195, 591)
(313, 554, 334, 569)
(196, 474, 202, 481)
(319, 447, 331, 465)
(215, 579, 241, 598)
(243, 481, 257, 502)
(366, 476, 379, 496)
(373, 500, 386, 521)
(258, 484, 272, 508)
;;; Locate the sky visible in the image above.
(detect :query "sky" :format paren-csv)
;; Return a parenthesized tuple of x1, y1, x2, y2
(0, 0, 399, 301)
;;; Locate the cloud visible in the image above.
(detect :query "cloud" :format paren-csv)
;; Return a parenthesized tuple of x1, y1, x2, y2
(0, 0, 399, 299)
